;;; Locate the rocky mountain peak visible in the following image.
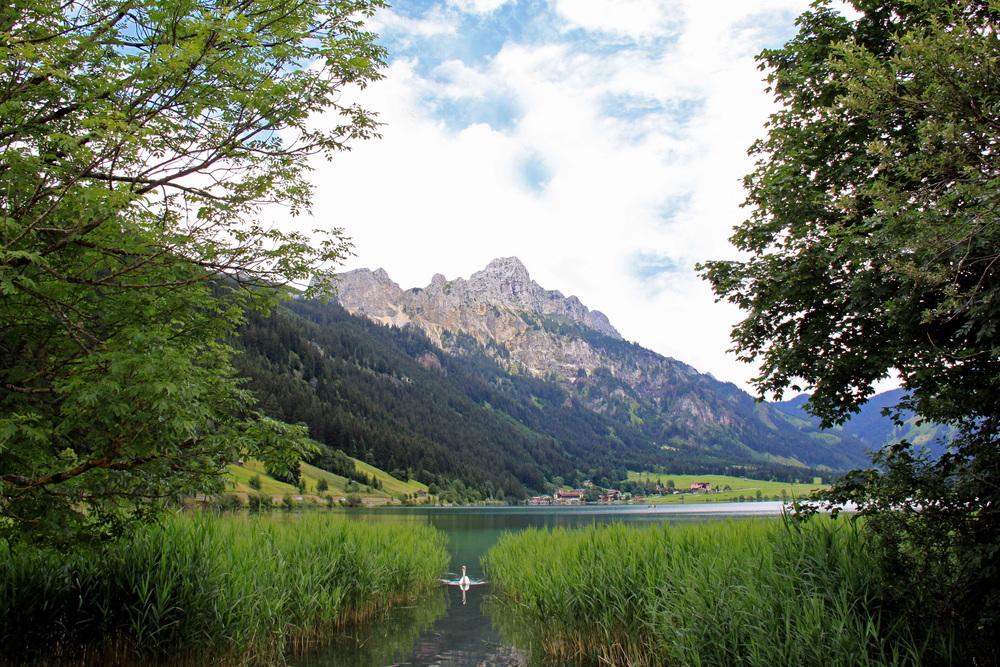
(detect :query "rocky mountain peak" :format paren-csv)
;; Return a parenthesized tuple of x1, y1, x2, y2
(327, 258, 619, 337)
(465, 256, 545, 310)
(371, 268, 397, 286)
(329, 267, 405, 323)
(483, 256, 530, 276)
(471, 256, 532, 290)
(326, 258, 622, 378)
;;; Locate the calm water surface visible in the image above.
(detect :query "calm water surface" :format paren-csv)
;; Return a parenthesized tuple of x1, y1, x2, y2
(290, 502, 785, 667)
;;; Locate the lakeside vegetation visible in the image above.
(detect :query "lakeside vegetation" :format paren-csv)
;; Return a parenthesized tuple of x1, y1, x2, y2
(484, 518, 955, 666)
(0, 514, 447, 666)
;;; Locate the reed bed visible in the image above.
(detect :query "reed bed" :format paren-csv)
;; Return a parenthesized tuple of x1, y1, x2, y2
(484, 518, 952, 667)
(0, 513, 448, 666)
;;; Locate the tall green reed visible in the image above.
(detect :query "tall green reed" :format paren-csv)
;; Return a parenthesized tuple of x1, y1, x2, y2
(0, 512, 448, 666)
(485, 518, 953, 666)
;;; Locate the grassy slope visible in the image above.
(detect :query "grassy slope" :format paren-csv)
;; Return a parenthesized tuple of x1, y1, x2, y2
(352, 459, 428, 498)
(227, 460, 299, 494)
(226, 457, 428, 500)
(626, 471, 827, 503)
(226, 463, 819, 504)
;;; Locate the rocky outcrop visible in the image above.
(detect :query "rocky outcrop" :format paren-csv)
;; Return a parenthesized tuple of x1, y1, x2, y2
(332, 258, 617, 334)
(331, 267, 409, 326)
(461, 258, 619, 338)
(325, 257, 620, 377)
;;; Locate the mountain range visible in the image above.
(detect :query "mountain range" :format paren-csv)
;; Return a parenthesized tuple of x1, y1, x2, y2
(232, 257, 936, 499)
(772, 389, 954, 459)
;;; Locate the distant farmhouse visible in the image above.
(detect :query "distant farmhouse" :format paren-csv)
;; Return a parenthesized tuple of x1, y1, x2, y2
(690, 482, 712, 492)
(555, 489, 585, 503)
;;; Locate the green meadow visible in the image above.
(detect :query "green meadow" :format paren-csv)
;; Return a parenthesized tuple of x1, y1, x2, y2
(0, 513, 447, 665)
(626, 471, 827, 503)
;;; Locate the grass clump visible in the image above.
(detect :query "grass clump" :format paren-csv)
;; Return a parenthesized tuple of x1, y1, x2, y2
(0, 513, 448, 666)
(484, 518, 952, 666)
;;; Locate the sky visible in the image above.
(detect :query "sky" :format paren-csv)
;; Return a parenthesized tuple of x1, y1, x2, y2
(285, 0, 826, 394)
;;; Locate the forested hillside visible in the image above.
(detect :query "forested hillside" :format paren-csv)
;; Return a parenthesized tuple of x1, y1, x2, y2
(233, 298, 864, 500)
(508, 312, 871, 471)
(235, 300, 657, 500)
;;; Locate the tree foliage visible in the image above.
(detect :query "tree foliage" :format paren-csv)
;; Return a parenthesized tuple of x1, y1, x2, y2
(702, 0, 1000, 427)
(701, 0, 1000, 660)
(0, 0, 386, 547)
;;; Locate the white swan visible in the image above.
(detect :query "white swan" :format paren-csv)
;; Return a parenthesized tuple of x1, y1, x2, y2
(459, 565, 471, 586)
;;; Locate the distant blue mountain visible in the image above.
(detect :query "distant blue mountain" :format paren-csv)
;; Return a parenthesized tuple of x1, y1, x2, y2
(771, 389, 954, 459)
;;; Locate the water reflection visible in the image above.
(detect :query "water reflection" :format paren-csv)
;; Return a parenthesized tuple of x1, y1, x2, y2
(292, 503, 784, 666)
(290, 586, 448, 667)
(442, 567, 487, 605)
(400, 576, 527, 666)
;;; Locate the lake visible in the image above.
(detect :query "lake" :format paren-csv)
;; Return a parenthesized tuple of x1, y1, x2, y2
(290, 502, 786, 667)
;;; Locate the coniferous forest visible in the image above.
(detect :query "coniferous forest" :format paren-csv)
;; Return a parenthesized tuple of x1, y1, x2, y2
(233, 298, 840, 500)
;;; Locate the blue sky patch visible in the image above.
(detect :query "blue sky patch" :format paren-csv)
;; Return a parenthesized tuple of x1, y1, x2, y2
(383, 0, 442, 20)
(657, 194, 693, 225)
(732, 10, 803, 49)
(600, 94, 704, 142)
(560, 27, 682, 61)
(379, 0, 556, 75)
(632, 252, 686, 281)
(519, 152, 551, 193)
(420, 90, 521, 133)
(600, 93, 668, 122)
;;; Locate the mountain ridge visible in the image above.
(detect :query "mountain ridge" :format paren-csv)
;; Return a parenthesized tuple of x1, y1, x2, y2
(331, 256, 619, 339)
(773, 389, 955, 458)
(318, 257, 872, 473)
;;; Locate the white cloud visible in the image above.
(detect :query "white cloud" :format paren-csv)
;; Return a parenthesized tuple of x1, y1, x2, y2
(553, 0, 681, 38)
(281, 0, 825, 392)
(429, 59, 503, 99)
(367, 6, 457, 48)
(448, 0, 512, 14)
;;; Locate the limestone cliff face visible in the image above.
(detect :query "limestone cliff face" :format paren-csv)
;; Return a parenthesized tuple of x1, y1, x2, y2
(330, 257, 619, 378)
(332, 268, 408, 326)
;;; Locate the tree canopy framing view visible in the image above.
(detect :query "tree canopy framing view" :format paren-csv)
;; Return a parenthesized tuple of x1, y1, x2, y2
(0, 0, 386, 546)
(702, 0, 1000, 660)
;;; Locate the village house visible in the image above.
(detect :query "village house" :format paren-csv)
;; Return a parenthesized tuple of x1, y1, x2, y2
(555, 489, 585, 503)
(690, 482, 712, 492)
(528, 495, 553, 505)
